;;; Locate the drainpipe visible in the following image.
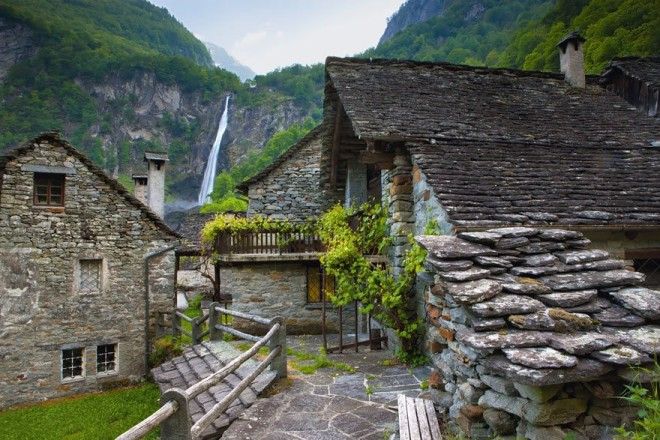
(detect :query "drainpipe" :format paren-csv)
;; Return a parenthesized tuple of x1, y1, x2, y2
(144, 245, 177, 373)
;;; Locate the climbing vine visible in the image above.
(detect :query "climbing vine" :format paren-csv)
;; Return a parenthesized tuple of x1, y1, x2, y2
(318, 203, 434, 364)
(201, 214, 316, 244)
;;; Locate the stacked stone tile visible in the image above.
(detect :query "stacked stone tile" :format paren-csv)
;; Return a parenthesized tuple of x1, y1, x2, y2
(416, 227, 660, 440)
(388, 152, 415, 276)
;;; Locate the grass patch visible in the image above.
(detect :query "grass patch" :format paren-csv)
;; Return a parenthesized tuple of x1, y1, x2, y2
(288, 348, 356, 375)
(0, 384, 161, 440)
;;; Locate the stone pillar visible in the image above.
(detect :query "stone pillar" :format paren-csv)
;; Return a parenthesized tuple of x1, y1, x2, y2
(388, 152, 414, 277)
(132, 174, 148, 205)
(144, 152, 169, 218)
(344, 161, 368, 208)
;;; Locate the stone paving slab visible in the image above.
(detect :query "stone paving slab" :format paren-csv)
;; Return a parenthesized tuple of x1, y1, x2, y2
(222, 335, 446, 440)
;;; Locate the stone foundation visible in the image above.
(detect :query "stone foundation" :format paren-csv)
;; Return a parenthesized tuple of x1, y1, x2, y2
(417, 228, 659, 439)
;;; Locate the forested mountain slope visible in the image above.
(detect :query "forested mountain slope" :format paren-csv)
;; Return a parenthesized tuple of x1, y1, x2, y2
(368, 0, 659, 73)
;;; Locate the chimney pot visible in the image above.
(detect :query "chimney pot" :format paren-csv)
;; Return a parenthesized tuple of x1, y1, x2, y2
(557, 31, 586, 88)
(143, 151, 169, 218)
(131, 174, 149, 205)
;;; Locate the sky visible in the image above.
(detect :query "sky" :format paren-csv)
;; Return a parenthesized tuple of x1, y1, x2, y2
(148, 0, 404, 74)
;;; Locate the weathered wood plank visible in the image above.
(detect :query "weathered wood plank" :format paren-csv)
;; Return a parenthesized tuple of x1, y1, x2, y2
(406, 396, 422, 440)
(398, 394, 411, 440)
(415, 398, 432, 440)
(424, 399, 442, 440)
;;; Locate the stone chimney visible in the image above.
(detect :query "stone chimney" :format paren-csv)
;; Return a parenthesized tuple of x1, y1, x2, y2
(144, 151, 169, 218)
(131, 174, 148, 205)
(557, 31, 586, 88)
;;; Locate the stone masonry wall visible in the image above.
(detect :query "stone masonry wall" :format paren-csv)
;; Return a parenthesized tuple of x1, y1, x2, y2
(219, 263, 355, 335)
(0, 139, 176, 408)
(416, 228, 659, 439)
(247, 135, 328, 220)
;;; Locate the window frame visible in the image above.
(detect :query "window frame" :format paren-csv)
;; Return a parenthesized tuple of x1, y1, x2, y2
(61, 347, 85, 382)
(306, 264, 335, 304)
(33, 172, 65, 207)
(77, 258, 103, 294)
(96, 343, 117, 375)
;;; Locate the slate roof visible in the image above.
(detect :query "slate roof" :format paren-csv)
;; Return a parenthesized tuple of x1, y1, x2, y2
(603, 57, 660, 88)
(325, 57, 660, 229)
(236, 125, 323, 193)
(144, 151, 169, 162)
(0, 132, 180, 238)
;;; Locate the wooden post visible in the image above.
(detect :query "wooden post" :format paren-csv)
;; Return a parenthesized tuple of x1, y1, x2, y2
(208, 302, 222, 341)
(173, 312, 182, 338)
(268, 317, 287, 379)
(321, 268, 327, 353)
(338, 306, 343, 354)
(159, 388, 192, 440)
(213, 261, 221, 302)
(354, 300, 359, 353)
(191, 317, 201, 345)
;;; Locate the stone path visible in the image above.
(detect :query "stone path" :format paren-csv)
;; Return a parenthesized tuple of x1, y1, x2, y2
(222, 335, 446, 440)
(151, 341, 277, 438)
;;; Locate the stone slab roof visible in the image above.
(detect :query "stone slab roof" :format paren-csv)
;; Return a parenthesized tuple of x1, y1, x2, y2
(152, 341, 276, 437)
(325, 57, 660, 229)
(409, 138, 660, 228)
(417, 227, 660, 387)
(236, 125, 323, 193)
(144, 151, 169, 162)
(603, 57, 660, 88)
(0, 132, 180, 238)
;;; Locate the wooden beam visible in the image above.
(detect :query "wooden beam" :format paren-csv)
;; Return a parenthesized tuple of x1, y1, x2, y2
(359, 150, 395, 166)
(330, 100, 343, 187)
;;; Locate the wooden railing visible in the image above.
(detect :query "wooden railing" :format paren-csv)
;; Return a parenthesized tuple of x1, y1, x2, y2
(117, 304, 286, 440)
(214, 230, 323, 255)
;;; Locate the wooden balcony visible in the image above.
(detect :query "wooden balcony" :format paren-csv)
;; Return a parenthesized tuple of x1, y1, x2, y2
(213, 230, 324, 262)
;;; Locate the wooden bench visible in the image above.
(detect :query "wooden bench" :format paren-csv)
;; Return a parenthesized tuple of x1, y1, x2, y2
(398, 395, 442, 440)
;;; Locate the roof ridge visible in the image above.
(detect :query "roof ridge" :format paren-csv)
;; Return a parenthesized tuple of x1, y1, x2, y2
(325, 56, 569, 81)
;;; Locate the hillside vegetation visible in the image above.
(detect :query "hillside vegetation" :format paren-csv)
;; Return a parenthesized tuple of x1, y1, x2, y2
(366, 0, 659, 73)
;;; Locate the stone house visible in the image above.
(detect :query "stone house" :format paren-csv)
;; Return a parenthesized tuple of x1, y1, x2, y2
(0, 132, 179, 408)
(317, 35, 660, 438)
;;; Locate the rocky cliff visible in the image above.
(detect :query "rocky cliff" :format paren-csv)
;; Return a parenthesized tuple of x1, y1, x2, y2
(379, 0, 448, 44)
(0, 17, 37, 81)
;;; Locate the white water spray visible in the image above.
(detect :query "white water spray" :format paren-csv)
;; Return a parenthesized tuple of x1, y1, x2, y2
(198, 95, 230, 205)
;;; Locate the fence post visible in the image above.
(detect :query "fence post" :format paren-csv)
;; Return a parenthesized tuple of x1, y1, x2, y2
(192, 317, 202, 345)
(268, 317, 287, 379)
(173, 311, 182, 338)
(208, 302, 222, 341)
(159, 388, 192, 440)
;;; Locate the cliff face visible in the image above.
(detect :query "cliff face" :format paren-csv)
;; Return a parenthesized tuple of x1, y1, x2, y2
(379, 0, 448, 44)
(0, 15, 309, 204)
(0, 17, 37, 80)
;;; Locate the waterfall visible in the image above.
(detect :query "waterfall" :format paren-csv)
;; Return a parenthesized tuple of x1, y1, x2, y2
(197, 95, 230, 205)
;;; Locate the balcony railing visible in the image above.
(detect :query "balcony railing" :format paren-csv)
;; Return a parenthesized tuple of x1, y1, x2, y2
(214, 230, 323, 255)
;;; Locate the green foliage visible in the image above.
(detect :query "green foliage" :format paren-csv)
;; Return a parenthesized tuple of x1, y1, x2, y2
(318, 203, 431, 361)
(0, 384, 161, 440)
(367, 0, 659, 74)
(366, 0, 554, 66)
(616, 361, 660, 439)
(199, 195, 249, 214)
(148, 335, 184, 367)
(210, 118, 317, 201)
(201, 214, 316, 247)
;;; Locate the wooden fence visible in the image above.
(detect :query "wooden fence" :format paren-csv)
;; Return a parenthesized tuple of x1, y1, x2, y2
(117, 304, 286, 440)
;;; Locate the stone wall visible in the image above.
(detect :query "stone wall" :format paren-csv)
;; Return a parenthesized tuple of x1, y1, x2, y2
(219, 262, 354, 335)
(387, 152, 415, 277)
(416, 228, 659, 439)
(0, 138, 176, 408)
(247, 134, 329, 220)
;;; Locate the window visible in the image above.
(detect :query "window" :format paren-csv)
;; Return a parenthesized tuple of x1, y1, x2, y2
(62, 348, 84, 380)
(97, 344, 116, 374)
(306, 265, 335, 303)
(79, 259, 101, 293)
(633, 258, 660, 289)
(33, 173, 65, 206)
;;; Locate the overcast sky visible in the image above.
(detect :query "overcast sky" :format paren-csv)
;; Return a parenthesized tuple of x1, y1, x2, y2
(148, 0, 403, 74)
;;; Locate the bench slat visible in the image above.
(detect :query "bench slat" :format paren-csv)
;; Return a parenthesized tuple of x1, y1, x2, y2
(415, 398, 432, 439)
(398, 395, 411, 440)
(423, 399, 442, 440)
(406, 396, 422, 440)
